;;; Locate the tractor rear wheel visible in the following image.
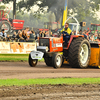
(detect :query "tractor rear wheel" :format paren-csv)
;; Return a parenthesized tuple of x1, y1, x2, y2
(44, 57, 52, 66)
(28, 54, 38, 67)
(68, 38, 91, 68)
(52, 53, 62, 69)
(0, 21, 11, 34)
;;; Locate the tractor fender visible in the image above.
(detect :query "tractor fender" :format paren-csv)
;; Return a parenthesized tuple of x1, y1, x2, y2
(67, 35, 84, 49)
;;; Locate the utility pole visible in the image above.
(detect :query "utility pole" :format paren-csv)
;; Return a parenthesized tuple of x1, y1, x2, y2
(67, 0, 68, 11)
(13, 0, 16, 19)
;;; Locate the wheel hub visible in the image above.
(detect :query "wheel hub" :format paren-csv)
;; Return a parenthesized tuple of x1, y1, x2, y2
(33, 60, 36, 64)
(56, 56, 61, 66)
(1, 23, 9, 33)
(80, 44, 89, 64)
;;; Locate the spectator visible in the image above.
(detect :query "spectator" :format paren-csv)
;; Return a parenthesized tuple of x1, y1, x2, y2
(73, 31, 76, 35)
(6, 35, 10, 42)
(86, 30, 90, 36)
(82, 32, 87, 38)
(84, 30, 87, 33)
(33, 31, 36, 39)
(45, 31, 49, 37)
(0, 29, 7, 38)
(50, 31, 53, 37)
(97, 34, 100, 42)
(40, 30, 46, 37)
(25, 33, 29, 41)
(16, 31, 21, 40)
(72, 31, 74, 35)
(38, 31, 42, 39)
(93, 32, 98, 41)
(29, 31, 36, 40)
(19, 32, 24, 42)
(77, 31, 80, 35)
(12, 31, 17, 40)
(0, 29, 7, 41)
(79, 29, 82, 34)
(82, 31, 89, 40)
(35, 29, 39, 40)
(22, 30, 27, 41)
(90, 34, 94, 41)
(24, 27, 30, 36)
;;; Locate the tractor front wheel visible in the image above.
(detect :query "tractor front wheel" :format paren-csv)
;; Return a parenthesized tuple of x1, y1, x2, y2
(68, 38, 91, 68)
(28, 54, 38, 67)
(52, 53, 62, 69)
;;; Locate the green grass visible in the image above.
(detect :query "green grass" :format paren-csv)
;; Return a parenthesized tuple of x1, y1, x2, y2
(0, 54, 29, 57)
(0, 54, 44, 62)
(0, 78, 100, 86)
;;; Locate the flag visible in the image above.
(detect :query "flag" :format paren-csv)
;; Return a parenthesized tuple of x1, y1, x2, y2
(62, 0, 67, 26)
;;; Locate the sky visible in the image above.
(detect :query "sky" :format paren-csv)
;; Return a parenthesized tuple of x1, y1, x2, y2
(96, 11, 100, 19)
(97, 4, 100, 19)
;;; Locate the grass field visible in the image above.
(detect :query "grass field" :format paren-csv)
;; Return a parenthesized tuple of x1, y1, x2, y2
(0, 78, 100, 86)
(0, 54, 44, 62)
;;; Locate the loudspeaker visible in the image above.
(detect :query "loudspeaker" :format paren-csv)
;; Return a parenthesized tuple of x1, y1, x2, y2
(80, 22, 86, 27)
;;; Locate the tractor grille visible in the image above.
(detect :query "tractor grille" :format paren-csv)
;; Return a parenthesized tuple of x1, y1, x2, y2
(39, 38, 50, 48)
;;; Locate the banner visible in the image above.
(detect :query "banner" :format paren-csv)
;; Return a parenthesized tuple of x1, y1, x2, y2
(62, 0, 68, 26)
(0, 42, 10, 53)
(0, 42, 36, 54)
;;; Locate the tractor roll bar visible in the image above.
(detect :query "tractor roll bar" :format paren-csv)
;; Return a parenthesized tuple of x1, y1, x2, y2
(64, 17, 79, 35)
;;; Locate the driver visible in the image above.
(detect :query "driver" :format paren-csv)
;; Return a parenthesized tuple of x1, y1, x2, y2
(61, 23, 72, 46)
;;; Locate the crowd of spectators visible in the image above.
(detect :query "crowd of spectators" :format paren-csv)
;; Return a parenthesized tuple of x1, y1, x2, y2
(72, 29, 100, 42)
(37, 30, 52, 39)
(0, 28, 38, 42)
(0, 28, 100, 43)
(0, 28, 53, 42)
(83, 30, 100, 42)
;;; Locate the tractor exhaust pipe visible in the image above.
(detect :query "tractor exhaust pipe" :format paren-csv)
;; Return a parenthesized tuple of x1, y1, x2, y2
(13, 0, 16, 19)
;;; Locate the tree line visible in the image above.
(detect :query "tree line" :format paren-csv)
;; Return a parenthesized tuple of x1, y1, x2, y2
(1, 0, 100, 29)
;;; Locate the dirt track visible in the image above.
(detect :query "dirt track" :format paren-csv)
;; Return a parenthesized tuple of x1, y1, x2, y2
(0, 62, 100, 100)
(0, 84, 100, 100)
(0, 62, 100, 79)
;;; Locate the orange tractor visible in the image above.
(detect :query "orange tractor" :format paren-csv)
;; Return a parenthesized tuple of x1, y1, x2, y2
(28, 17, 92, 69)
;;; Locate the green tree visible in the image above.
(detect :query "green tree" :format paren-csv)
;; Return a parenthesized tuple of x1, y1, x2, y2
(2, 0, 100, 29)
(2, 0, 13, 3)
(90, 0, 100, 11)
(0, 5, 6, 10)
(17, 0, 97, 21)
